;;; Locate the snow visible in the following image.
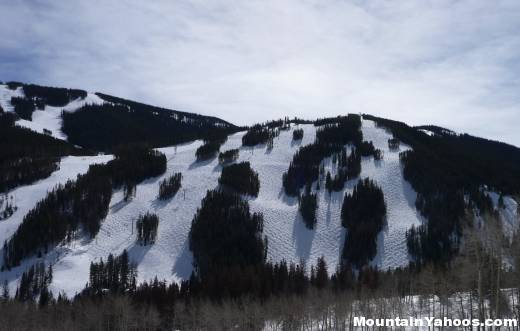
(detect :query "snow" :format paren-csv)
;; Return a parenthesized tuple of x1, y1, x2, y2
(15, 93, 105, 140)
(360, 119, 425, 269)
(488, 191, 519, 240)
(0, 84, 105, 140)
(0, 84, 24, 112)
(419, 129, 434, 136)
(0, 154, 113, 295)
(0, 119, 432, 297)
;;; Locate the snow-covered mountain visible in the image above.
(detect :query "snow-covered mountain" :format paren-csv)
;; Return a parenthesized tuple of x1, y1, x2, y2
(0, 82, 518, 298)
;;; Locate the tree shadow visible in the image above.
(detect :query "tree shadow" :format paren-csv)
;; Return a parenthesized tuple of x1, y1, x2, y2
(150, 196, 175, 210)
(292, 212, 315, 262)
(278, 188, 298, 206)
(374, 158, 383, 168)
(171, 238, 193, 279)
(212, 163, 224, 172)
(110, 198, 131, 213)
(290, 139, 302, 148)
(239, 144, 266, 156)
(126, 242, 152, 266)
(370, 219, 388, 268)
(188, 157, 215, 170)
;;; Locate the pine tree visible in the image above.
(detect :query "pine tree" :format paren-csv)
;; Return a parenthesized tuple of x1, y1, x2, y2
(1, 280, 8, 301)
(314, 256, 328, 289)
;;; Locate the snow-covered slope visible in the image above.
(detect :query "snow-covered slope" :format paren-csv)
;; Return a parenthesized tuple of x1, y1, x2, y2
(0, 83, 105, 140)
(0, 154, 113, 295)
(2, 117, 516, 298)
(16, 93, 106, 140)
(488, 191, 519, 241)
(0, 119, 428, 297)
(0, 85, 24, 112)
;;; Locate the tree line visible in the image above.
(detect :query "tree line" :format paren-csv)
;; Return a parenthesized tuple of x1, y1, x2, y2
(22, 83, 87, 107)
(4, 211, 520, 329)
(62, 102, 237, 152)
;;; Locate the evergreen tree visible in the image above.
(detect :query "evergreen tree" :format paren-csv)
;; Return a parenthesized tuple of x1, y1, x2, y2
(298, 183, 318, 229)
(314, 256, 328, 289)
(219, 162, 260, 197)
(136, 213, 159, 246)
(218, 149, 239, 164)
(292, 128, 304, 140)
(158, 173, 182, 200)
(341, 178, 386, 267)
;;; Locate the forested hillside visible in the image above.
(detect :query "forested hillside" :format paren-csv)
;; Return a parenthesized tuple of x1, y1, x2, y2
(364, 114, 520, 266)
(0, 112, 88, 193)
(1, 81, 519, 329)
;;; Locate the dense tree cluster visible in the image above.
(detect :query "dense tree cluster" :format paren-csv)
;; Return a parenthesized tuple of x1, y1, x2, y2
(136, 213, 159, 245)
(315, 115, 363, 146)
(195, 141, 222, 161)
(106, 145, 167, 188)
(264, 117, 291, 130)
(11, 96, 35, 120)
(7, 83, 87, 120)
(365, 114, 520, 265)
(2, 146, 166, 269)
(15, 262, 53, 303)
(283, 115, 363, 196)
(95, 92, 236, 130)
(62, 102, 237, 152)
(85, 250, 137, 295)
(0, 194, 17, 220)
(341, 178, 386, 268)
(158, 172, 182, 200)
(218, 148, 239, 164)
(292, 128, 304, 140)
(189, 189, 267, 279)
(2, 168, 113, 269)
(298, 183, 318, 229)
(283, 143, 342, 196)
(3, 246, 520, 330)
(218, 162, 260, 196)
(22, 83, 87, 107)
(6, 81, 23, 90)
(357, 140, 383, 160)
(242, 124, 279, 146)
(388, 138, 400, 150)
(0, 113, 86, 194)
(325, 149, 362, 192)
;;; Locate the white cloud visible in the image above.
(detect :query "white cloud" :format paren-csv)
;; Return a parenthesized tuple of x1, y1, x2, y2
(1, 0, 519, 145)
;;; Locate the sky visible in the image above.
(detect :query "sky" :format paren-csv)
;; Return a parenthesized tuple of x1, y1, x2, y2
(1, 1, 520, 146)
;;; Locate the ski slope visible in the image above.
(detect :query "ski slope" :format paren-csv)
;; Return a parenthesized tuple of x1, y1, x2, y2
(4, 120, 425, 297)
(0, 83, 105, 140)
(1, 118, 517, 297)
(0, 154, 113, 295)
